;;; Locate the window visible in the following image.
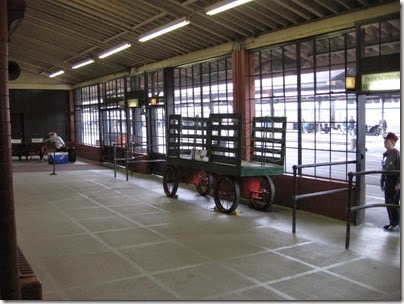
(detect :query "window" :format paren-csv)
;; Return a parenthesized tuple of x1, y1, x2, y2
(75, 85, 99, 146)
(172, 57, 233, 118)
(148, 70, 166, 154)
(361, 17, 400, 58)
(100, 78, 127, 148)
(128, 74, 147, 153)
(250, 31, 357, 180)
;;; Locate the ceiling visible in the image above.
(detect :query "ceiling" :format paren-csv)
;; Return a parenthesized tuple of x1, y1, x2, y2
(8, 0, 395, 87)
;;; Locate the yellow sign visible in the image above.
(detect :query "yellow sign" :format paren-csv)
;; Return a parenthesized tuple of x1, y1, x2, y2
(345, 76, 356, 90)
(362, 71, 400, 92)
(128, 99, 139, 107)
(150, 98, 158, 106)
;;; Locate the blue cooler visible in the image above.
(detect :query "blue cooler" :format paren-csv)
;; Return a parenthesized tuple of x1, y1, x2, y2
(48, 152, 69, 164)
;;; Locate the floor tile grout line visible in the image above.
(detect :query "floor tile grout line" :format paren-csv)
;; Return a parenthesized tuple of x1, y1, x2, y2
(320, 267, 389, 295)
(71, 173, 171, 214)
(63, 184, 276, 268)
(69, 174, 366, 274)
(270, 249, 388, 295)
(62, 177, 314, 300)
(15, 169, 399, 300)
(203, 258, 304, 300)
(42, 192, 184, 300)
(16, 232, 71, 300)
(65, 177, 281, 265)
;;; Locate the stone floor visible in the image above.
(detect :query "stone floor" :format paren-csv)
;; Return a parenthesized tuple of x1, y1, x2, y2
(13, 159, 401, 301)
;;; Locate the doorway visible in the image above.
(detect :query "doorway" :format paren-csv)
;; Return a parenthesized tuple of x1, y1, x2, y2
(11, 113, 24, 140)
(363, 92, 400, 228)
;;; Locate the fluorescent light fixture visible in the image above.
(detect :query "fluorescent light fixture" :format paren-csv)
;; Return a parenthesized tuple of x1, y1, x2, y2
(139, 17, 190, 42)
(205, 0, 253, 15)
(72, 59, 95, 69)
(98, 42, 131, 59)
(49, 70, 64, 78)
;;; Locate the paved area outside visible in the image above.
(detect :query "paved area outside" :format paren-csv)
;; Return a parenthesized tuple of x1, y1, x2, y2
(12, 159, 400, 301)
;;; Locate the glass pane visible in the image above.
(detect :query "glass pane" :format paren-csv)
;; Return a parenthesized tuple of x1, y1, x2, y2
(301, 69, 314, 96)
(316, 66, 330, 94)
(272, 48, 283, 74)
(316, 38, 329, 67)
(347, 32, 356, 63)
(284, 44, 297, 71)
(362, 23, 380, 57)
(330, 36, 345, 65)
(300, 41, 314, 69)
(381, 19, 400, 55)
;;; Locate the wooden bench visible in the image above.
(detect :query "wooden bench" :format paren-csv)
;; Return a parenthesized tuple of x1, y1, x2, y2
(12, 138, 45, 160)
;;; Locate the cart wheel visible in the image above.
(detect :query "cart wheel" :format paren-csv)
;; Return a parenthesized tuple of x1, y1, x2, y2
(249, 176, 275, 211)
(196, 171, 211, 196)
(214, 176, 240, 213)
(163, 166, 179, 197)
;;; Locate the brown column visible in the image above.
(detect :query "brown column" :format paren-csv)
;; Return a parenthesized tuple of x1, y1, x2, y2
(0, 0, 21, 299)
(232, 49, 255, 161)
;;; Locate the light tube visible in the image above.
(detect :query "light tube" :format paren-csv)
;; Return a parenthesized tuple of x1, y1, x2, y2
(98, 42, 131, 59)
(49, 70, 64, 78)
(138, 17, 190, 42)
(72, 59, 95, 69)
(205, 0, 253, 16)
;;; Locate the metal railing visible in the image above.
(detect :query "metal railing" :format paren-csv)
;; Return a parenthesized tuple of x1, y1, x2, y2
(345, 169, 400, 249)
(113, 143, 165, 181)
(292, 160, 357, 233)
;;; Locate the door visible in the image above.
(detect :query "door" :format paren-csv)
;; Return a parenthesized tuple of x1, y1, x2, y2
(100, 108, 127, 162)
(11, 113, 24, 140)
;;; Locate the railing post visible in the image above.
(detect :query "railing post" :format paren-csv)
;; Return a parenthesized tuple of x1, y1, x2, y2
(345, 172, 354, 249)
(125, 142, 129, 181)
(113, 143, 117, 178)
(50, 146, 57, 175)
(292, 165, 297, 233)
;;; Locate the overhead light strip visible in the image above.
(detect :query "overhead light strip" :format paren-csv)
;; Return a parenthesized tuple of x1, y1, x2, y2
(138, 17, 190, 42)
(98, 42, 131, 59)
(205, 0, 254, 16)
(72, 59, 95, 69)
(49, 70, 64, 78)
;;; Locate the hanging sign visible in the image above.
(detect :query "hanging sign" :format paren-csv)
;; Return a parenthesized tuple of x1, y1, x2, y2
(362, 71, 400, 92)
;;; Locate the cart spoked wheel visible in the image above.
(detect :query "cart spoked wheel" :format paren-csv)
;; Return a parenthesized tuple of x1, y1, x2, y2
(163, 166, 179, 197)
(213, 176, 240, 213)
(196, 170, 211, 196)
(249, 176, 275, 211)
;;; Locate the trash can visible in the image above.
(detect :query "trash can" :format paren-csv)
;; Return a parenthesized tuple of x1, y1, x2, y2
(67, 147, 76, 162)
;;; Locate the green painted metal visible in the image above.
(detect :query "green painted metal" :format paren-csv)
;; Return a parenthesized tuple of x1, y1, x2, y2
(166, 114, 286, 177)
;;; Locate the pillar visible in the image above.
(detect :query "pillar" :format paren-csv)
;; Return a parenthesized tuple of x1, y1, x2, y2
(0, 0, 21, 299)
(232, 49, 255, 161)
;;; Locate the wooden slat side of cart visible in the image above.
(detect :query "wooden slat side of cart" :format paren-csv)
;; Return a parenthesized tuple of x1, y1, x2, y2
(163, 113, 287, 213)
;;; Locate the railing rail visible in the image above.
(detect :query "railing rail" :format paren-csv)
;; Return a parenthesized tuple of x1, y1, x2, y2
(113, 143, 165, 181)
(345, 169, 400, 249)
(292, 160, 357, 233)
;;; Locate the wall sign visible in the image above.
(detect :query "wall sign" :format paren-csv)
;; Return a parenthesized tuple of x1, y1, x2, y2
(345, 76, 356, 90)
(362, 71, 400, 92)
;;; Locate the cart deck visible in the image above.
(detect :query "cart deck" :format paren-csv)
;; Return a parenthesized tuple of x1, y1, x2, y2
(167, 156, 284, 177)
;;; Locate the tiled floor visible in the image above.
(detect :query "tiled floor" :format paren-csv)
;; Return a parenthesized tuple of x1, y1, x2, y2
(13, 160, 401, 300)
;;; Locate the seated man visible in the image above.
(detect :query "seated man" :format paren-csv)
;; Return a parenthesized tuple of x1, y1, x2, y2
(43, 131, 65, 151)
